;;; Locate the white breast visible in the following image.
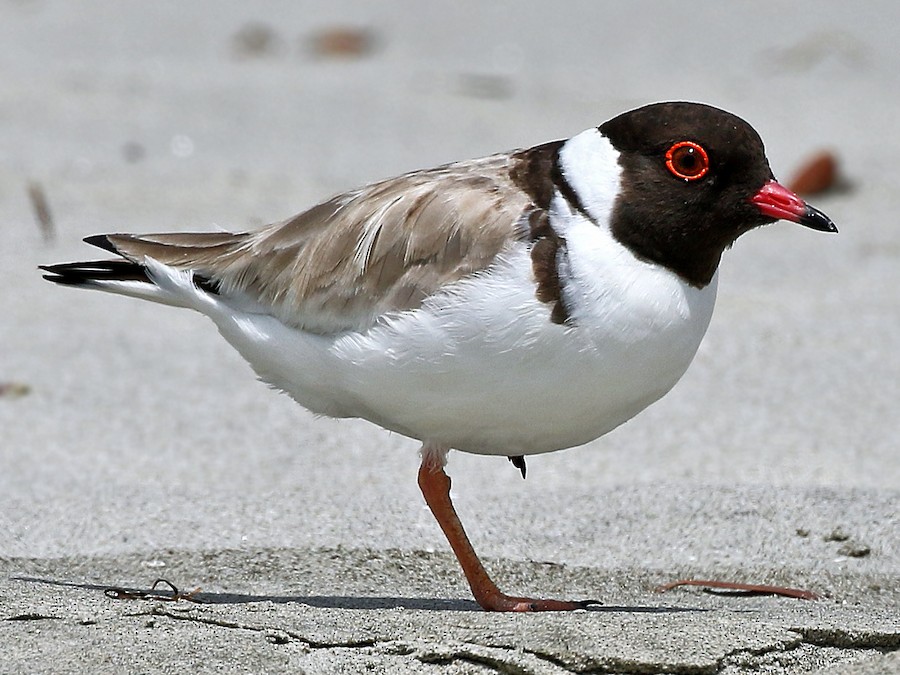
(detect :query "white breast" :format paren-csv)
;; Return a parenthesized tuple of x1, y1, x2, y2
(202, 230, 715, 457)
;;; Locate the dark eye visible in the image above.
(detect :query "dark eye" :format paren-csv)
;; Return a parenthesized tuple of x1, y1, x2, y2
(665, 141, 710, 181)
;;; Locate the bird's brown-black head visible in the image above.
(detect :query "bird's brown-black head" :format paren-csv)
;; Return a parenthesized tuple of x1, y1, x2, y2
(599, 101, 836, 287)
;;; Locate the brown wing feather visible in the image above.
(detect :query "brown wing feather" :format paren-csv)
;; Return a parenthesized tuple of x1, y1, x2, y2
(104, 153, 534, 333)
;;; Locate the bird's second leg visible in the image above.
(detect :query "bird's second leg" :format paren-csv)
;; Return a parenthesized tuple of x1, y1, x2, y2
(417, 445, 593, 612)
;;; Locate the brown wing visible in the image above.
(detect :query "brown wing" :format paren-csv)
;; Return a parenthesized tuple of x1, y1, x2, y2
(103, 153, 534, 333)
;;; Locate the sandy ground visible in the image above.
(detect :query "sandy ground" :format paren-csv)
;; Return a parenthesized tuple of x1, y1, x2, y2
(1, 1, 898, 673)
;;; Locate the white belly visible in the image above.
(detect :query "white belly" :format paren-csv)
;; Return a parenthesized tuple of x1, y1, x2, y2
(210, 240, 717, 457)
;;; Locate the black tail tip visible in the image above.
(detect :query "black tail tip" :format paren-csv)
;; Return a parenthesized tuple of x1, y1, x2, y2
(39, 264, 82, 285)
(39, 259, 150, 286)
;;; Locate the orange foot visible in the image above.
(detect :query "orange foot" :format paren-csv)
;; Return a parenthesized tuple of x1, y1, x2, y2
(477, 591, 597, 612)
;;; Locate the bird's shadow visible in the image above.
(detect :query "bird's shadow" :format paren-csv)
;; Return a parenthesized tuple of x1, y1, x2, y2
(11, 575, 708, 614)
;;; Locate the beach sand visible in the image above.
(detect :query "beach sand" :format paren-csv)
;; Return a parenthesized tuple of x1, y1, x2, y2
(1, 2, 898, 672)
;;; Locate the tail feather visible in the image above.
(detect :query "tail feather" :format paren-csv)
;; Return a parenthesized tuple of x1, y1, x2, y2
(102, 232, 246, 268)
(40, 259, 150, 286)
(40, 234, 225, 306)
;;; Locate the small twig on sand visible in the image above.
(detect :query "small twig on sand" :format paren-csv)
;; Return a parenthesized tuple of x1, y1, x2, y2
(27, 181, 56, 243)
(104, 578, 204, 603)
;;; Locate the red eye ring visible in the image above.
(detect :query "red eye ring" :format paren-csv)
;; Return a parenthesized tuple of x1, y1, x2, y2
(665, 141, 710, 181)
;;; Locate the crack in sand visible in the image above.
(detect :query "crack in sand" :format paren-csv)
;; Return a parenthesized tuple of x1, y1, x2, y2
(416, 641, 572, 674)
(794, 625, 900, 651)
(148, 608, 568, 673)
(715, 632, 808, 675)
(3, 613, 63, 622)
(147, 605, 377, 650)
(142, 605, 900, 674)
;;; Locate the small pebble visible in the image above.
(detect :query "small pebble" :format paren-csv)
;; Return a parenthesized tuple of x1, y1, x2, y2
(264, 629, 291, 644)
(121, 141, 146, 163)
(838, 541, 871, 558)
(824, 527, 850, 542)
(787, 150, 839, 196)
(232, 22, 283, 57)
(0, 382, 31, 399)
(457, 73, 513, 99)
(308, 27, 375, 58)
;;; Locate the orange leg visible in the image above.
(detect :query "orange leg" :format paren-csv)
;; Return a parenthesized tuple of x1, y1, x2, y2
(417, 457, 594, 612)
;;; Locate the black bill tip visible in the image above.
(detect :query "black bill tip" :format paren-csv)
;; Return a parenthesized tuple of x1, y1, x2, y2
(799, 204, 838, 233)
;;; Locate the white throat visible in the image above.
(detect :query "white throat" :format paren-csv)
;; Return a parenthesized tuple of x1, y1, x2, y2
(556, 128, 622, 226)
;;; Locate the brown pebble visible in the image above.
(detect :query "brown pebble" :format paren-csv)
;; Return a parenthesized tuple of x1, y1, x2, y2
(308, 27, 375, 58)
(787, 150, 838, 196)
